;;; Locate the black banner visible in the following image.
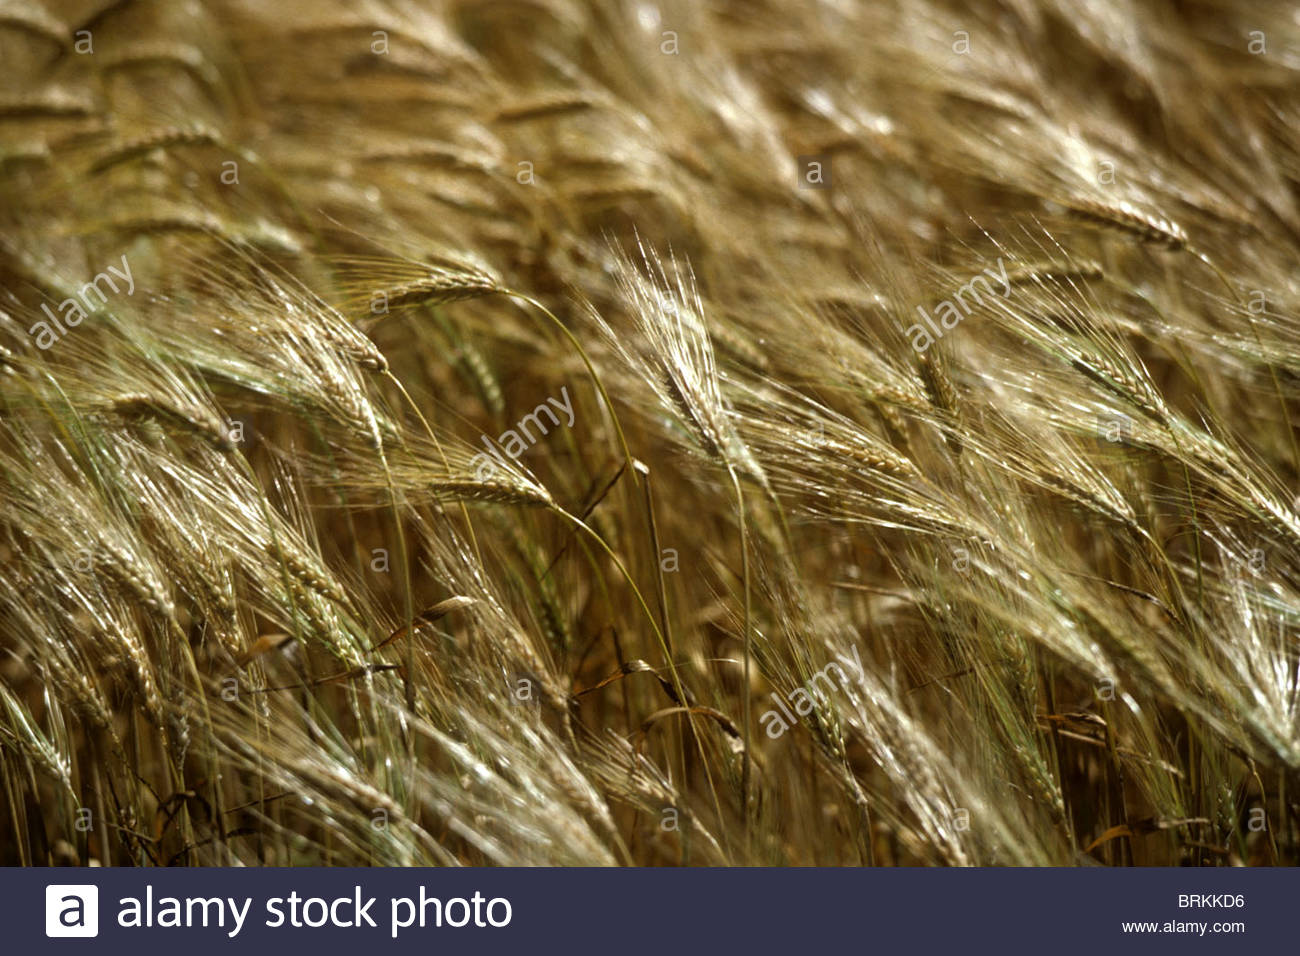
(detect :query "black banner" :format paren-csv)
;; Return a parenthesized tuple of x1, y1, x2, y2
(18, 867, 1288, 953)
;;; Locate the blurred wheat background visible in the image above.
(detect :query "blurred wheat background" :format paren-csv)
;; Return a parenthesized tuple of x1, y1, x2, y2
(2, 0, 1299, 866)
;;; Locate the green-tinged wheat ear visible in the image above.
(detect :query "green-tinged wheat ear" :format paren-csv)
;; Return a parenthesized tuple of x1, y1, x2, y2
(873, 399, 913, 453)
(0, 686, 73, 793)
(361, 140, 499, 172)
(87, 126, 224, 174)
(839, 439, 920, 478)
(1061, 197, 1188, 250)
(870, 384, 929, 413)
(270, 540, 352, 608)
(98, 42, 224, 95)
(1069, 352, 1165, 421)
(422, 308, 503, 414)
(495, 92, 603, 122)
(1004, 260, 1104, 286)
(800, 425, 920, 478)
(916, 350, 963, 456)
(662, 371, 725, 460)
(0, 141, 52, 170)
(370, 269, 503, 311)
(100, 210, 223, 236)
(99, 621, 166, 729)
(1030, 466, 1139, 530)
(317, 322, 389, 372)
(103, 393, 236, 452)
(456, 336, 505, 416)
(428, 477, 555, 508)
(95, 538, 175, 619)
(184, 552, 240, 630)
(0, 92, 97, 118)
(95, 212, 303, 256)
(41, 653, 116, 736)
(302, 356, 388, 449)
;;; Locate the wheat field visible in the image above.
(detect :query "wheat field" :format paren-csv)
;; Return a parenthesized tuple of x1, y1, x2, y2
(1, 0, 1298, 866)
